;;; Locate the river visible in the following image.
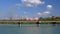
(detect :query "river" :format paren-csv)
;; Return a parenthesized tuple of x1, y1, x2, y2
(0, 24, 60, 34)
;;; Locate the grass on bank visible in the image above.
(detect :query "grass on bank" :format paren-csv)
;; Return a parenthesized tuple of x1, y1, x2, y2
(0, 22, 60, 24)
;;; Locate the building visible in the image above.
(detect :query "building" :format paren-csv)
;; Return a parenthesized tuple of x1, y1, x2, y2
(26, 18, 38, 21)
(52, 16, 57, 19)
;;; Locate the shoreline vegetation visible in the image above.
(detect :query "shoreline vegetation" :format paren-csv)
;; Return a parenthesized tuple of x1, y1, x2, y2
(0, 16, 60, 24)
(0, 20, 60, 24)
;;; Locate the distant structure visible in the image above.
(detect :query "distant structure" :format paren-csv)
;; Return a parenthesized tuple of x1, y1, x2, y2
(25, 18, 38, 21)
(52, 16, 57, 19)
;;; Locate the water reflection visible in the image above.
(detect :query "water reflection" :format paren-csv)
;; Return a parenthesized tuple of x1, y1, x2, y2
(18, 24, 21, 27)
(24, 25, 40, 34)
(0, 24, 60, 34)
(36, 24, 40, 27)
(52, 24, 57, 27)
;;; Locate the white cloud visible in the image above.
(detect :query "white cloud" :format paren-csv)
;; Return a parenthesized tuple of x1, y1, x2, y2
(22, 0, 44, 4)
(26, 4, 33, 7)
(16, 3, 33, 7)
(16, 0, 45, 7)
(37, 11, 50, 16)
(47, 5, 52, 9)
(43, 11, 50, 14)
(37, 12, 42, 15)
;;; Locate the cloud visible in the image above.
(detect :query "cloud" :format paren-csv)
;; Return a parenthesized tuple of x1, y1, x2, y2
(26, 4, 33, 7)
(47, 5, 52, 9)
(43, 11, 50, 14)
(16, 0, 45, 7)
(21, 0, 45, 4)
(37, 12, 42, 15)
(37, 11, 50, 16)
(16, 3, 33, 7)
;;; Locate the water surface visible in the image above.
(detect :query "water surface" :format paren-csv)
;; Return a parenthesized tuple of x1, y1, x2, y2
(0, 24, 60, 34)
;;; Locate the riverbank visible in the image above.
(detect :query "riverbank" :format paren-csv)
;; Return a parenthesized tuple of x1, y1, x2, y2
(0, 21, 60, 24)
(0, 20, 60, 24)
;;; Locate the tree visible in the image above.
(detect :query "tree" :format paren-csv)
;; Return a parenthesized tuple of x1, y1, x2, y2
(39, 17, 44, 21)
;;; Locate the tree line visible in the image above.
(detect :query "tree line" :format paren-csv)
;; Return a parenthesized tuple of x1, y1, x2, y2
(39, 16, 60, 21)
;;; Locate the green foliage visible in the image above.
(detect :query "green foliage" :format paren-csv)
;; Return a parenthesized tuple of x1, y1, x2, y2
(0, 22, 60, 24)
(39, 16, 60, 21)
(0, 22, 17, 24)
(21, 22, 36, 24)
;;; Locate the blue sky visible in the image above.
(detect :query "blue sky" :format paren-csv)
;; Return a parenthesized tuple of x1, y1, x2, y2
(0, 0, 60, 19)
